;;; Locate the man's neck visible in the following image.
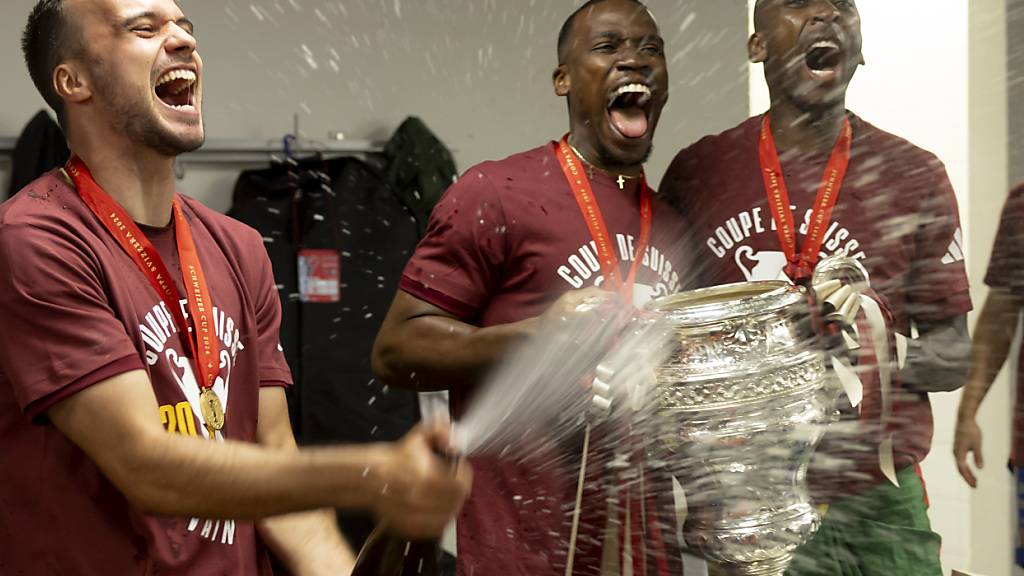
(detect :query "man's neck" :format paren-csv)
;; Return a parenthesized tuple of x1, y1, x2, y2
(70, 137, 178, 227)
(567, 133, 644, 179)
(767, 99, 848, 158)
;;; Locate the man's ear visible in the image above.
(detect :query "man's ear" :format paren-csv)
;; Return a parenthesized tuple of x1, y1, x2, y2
(55, 61, 92, 106)
(553, 64, 570, 97)
(748, 33, 767, 64)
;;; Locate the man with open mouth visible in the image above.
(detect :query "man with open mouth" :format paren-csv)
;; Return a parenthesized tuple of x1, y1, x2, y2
(660, 1, 971, 575)
(0, 1, 472, 574)
(373, 0, 692, 573)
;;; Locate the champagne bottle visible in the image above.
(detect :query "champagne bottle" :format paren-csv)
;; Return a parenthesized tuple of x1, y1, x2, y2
(350, 524, 445, 576)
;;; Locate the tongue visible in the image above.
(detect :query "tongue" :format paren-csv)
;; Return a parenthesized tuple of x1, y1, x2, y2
(610, 107, 648, 139)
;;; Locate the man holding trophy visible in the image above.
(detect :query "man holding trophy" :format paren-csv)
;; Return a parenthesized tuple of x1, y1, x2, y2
(373, 1, 693, 574)
(659, 0, 972, 574)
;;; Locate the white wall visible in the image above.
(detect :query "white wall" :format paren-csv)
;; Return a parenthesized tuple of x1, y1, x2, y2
(967, 1, 1015, 575)
(747, 1, 1012, 574)
(0, 0, 751, 210)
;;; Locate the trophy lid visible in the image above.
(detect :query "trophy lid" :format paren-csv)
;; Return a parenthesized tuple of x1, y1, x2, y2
(646, 281, 807, 329)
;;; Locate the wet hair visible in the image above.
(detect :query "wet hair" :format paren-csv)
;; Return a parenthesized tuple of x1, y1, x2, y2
(557, 0, 645, 64)
(22, 0, 81, 133)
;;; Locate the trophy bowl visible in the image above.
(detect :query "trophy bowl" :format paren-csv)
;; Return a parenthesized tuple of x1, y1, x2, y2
(647, 281, 838, 576)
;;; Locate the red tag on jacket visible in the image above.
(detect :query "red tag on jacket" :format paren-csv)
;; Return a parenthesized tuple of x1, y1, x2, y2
(298, 249, 341, 303)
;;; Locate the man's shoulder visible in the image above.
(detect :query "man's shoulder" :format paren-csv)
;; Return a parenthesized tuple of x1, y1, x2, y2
(679, 116, 760, 157)
(463, 143, 557, 183)
(1010, 181, 1024, 200)
(0, 170, 79, 226)
(850, 114, 946, 169)
(666, 117, 761, 178)
(0, 171, 94, 250)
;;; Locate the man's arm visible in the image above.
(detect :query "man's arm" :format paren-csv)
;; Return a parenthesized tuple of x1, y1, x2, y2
(372, 287, 614, 391)
(47, 370, 472, 539)
(254, 387, 355, 576)
(954, 288, 1023, 486)
(372, 291, 536, 391)
(899, 314, 971, 393)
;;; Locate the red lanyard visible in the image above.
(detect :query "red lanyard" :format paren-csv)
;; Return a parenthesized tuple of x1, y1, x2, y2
(66, 157, 224, 431)
(758, 115, 852, 283)
(554, 136, 653, 303)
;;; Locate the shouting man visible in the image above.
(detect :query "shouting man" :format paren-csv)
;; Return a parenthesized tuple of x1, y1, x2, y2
(660, 1, 971, 575)
(373, 1, 690, 573)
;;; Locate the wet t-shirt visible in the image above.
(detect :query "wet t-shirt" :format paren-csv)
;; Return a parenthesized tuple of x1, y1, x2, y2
(984, 183, 1024, 466)
(660, 114, 972, 493)
(0, 171, 292, 575)
(402, 143, 692, 575)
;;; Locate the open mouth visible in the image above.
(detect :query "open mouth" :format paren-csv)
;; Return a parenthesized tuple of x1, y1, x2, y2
(154, 69, 197, 112)
(804, 41, 842, 79)
(607, 83, 653, 140)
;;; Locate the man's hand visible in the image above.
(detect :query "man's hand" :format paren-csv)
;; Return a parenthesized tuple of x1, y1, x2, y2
(372, 422, 473, 540)
(539, 287, 629, 332)
(953, 417, 985, 488)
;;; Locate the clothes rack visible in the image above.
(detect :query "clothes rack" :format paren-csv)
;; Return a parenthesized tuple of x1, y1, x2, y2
(0, 137, 16, 157)
(0, 136, 385, 179)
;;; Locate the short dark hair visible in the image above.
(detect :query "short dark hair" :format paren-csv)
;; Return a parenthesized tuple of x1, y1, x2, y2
(557, 0, 645, 64)
(22, 0, 81, 133)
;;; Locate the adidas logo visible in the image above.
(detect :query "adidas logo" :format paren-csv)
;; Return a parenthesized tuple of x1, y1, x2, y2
(941, 228, 965, 264)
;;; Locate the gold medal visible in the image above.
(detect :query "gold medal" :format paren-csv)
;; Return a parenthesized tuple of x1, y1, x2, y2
(199, 388, 225, 431)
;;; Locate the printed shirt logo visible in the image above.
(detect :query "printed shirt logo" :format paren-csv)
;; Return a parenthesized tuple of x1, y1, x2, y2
(734, 246, 791, 282)
(703, 205, 868, 282)
(140, 297, 244, 546)
(941, 228, 965, 264)
(556, 233, 682, 305)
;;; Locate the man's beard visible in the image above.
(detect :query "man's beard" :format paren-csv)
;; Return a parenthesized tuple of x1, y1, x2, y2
(92, 66, 204, 156)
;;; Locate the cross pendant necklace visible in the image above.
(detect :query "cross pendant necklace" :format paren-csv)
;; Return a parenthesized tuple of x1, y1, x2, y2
(567, 140, 636, 190)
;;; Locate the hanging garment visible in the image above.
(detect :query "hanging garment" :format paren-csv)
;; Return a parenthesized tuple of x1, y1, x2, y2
(383, 116, 457, 235)
(228, 162, 309, 429)
(7, 111, 70, 200)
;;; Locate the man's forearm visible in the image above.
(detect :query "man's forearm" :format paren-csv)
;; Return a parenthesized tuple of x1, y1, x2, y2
(120, 432, 389, 520)
(258, 509, 355, 576)
(50, 371, 391, 521)
(50, 371, 469, 542)
(958, 290, 1022, 418)
(374, 314, 538, 391)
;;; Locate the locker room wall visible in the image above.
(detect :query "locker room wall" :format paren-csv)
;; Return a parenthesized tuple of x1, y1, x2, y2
(0, 0, 751, 208)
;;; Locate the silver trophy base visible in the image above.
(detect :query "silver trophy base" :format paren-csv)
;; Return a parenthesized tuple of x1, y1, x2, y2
(716, 555, 793, 576)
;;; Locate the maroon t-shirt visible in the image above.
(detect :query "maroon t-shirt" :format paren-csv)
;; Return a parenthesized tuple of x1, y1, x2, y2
(402, 143, 691, 575)
(0, 171, 293, 575)
(660, 114, 972, 492)
(984, 183, 1024, 466)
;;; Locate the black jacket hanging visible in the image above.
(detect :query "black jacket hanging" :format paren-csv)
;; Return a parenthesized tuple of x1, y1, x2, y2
(383, 117, 457, 236)
(7, 111, 70, 199)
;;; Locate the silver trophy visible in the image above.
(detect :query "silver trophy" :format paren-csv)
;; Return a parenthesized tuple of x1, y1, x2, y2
(647, 279, 842, 576)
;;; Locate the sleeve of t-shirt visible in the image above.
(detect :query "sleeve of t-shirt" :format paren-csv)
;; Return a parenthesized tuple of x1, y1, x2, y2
(399, 167, 508, 320)
(247, 228, 294, 388)
(905, 156, 972, 322)
(984, 185, 1024, 295)
(0, 222, 143, 419)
